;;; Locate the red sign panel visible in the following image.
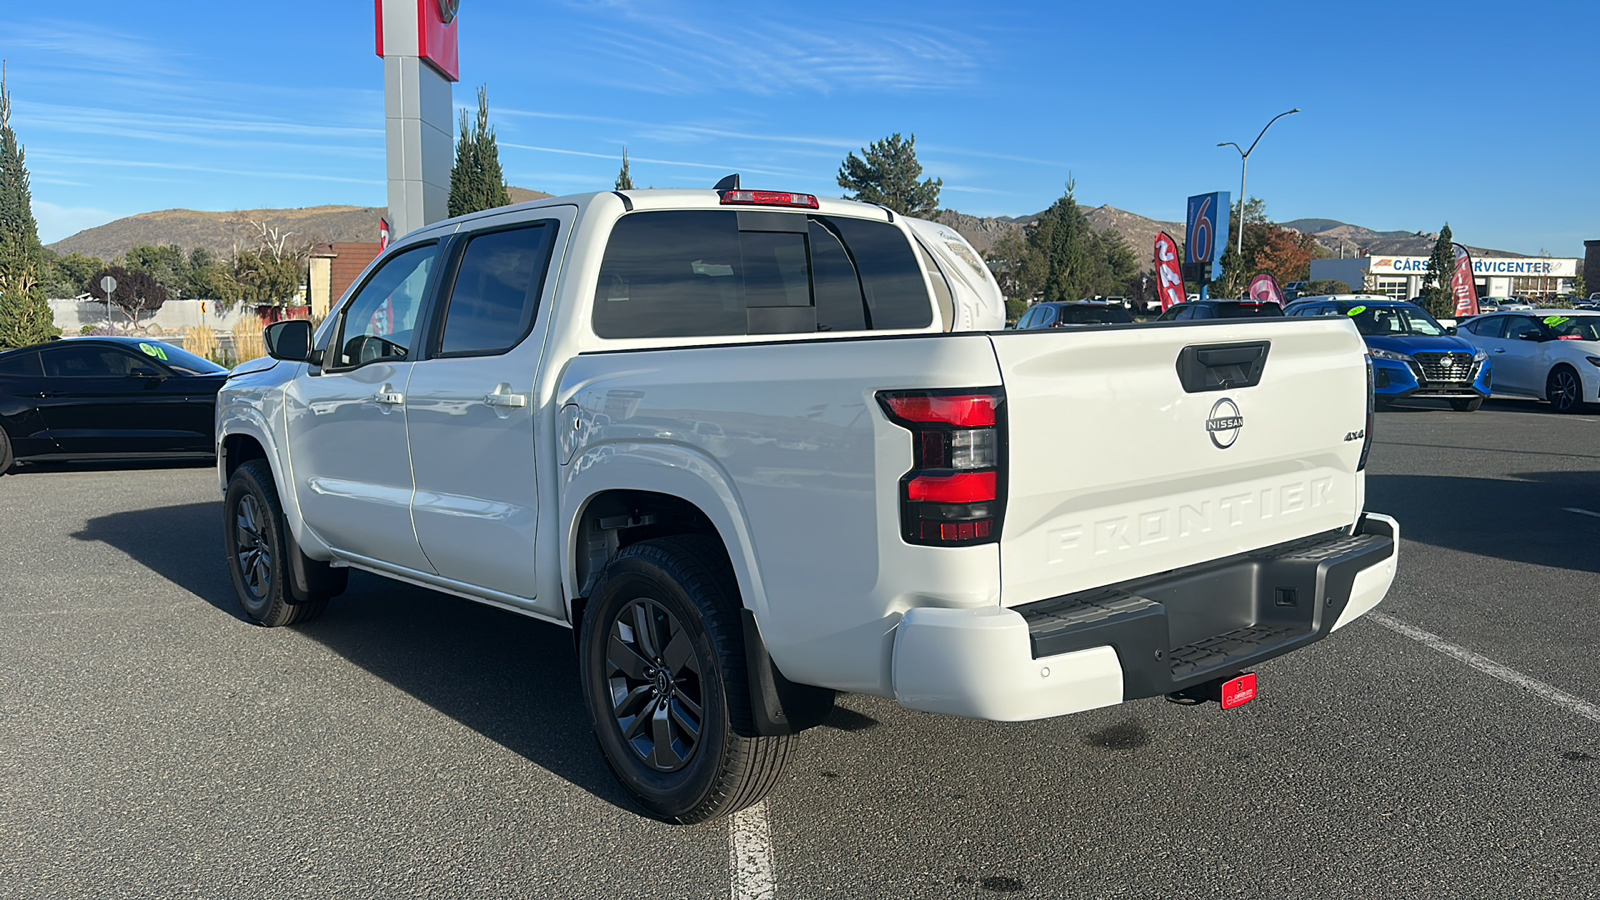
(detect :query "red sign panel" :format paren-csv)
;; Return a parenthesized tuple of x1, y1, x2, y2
(419, 0, 461, 82)
(1154, 231, 1185, 311)
(1451, 244, 1478, 318)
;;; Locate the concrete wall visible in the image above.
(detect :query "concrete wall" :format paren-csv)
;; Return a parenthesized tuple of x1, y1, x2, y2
(49, 298, 255, 335)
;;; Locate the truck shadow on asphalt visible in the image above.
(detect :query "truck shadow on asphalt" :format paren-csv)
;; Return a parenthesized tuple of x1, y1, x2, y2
(70, 501, 639, 813)
(1366, 470, 1600, 573)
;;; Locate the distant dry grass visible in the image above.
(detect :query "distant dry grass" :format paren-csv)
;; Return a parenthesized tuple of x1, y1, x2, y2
(231, 319, 266, 364)
(183, 324, 218, 361)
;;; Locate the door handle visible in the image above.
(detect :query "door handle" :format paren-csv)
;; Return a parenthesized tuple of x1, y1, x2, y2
(373, 389, 405, 405)
(483, 392, 528, 408)
(1493, 348, 1505, 354)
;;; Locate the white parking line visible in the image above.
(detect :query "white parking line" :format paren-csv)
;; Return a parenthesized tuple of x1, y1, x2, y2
(1561, 507, 1600, 519)
(729, 800, 775, 900)
(1369, 612, 1600, 724)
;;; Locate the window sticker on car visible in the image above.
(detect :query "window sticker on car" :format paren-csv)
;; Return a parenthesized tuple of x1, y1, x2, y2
(1347, 306, 1366, 316)
(1544, 315, 1570, 327)
(137, 342, 169, 361)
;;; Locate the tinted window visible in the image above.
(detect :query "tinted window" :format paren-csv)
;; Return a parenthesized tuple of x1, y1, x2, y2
(438, 224, 557, 357)
(592, 211, 933, 339)
(41, 344, 149, 377)
(810, 221, 866, 332)
(144, 343, 227, 375)
(1214, 303, 1284, 319)
(1465, 316, 1503, 338)
(1057, 305, 1133, 325)
(1503, 316, 1541, 340)
(0, 351, 42, 377)
(331, 243, 437, 369)
(825, 216, 931, 330)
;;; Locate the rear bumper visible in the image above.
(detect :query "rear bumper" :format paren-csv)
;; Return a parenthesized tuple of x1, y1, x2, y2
(890, 512, 1399, 721)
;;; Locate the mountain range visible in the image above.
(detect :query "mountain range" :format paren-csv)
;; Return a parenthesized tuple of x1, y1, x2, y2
(46, 187, 1526, 265)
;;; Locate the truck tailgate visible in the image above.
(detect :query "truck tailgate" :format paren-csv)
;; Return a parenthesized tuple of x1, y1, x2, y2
(991, 319, 1369, 607)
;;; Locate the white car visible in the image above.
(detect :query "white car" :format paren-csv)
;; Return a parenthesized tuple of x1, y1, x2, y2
(1456, 309, 1600, 412)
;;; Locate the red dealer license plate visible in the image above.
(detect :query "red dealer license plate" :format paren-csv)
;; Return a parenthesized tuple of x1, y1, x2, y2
(1220, 673, 1258, 710)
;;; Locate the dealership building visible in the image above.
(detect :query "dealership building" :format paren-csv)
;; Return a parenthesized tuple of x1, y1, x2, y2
(1309, 254, 1579, 300)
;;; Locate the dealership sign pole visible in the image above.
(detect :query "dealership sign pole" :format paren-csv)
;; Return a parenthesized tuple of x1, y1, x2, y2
(376, 0, 461, 239)
(1451, 244, 1478, 317)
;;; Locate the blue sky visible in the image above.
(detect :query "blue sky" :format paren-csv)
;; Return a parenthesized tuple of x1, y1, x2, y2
(7, 0, 1596, 258)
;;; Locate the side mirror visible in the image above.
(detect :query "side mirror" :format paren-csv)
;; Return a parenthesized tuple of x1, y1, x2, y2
(264, 319, 315, 362)
(1445, 325, 1458, 335)
(1517, 330, 1548, 342)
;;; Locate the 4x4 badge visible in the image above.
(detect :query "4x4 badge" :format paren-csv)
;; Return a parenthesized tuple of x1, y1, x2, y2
(1206, 398, 1243, 449)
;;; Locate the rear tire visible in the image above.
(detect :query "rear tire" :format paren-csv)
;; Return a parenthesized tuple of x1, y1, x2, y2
(1546, 365, 1584, 413)
(0, 427, 12, 475)
(578, 535, 790, 823)
(1449, 397, 1484, 412)
(224, 459, 335, 627)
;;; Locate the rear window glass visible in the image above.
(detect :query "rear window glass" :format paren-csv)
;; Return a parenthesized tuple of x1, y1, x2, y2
(592, 210, 931, 339)
(1215, 303, 1285, 318)
(0, 351, 42, 376)
(1056, 305, 1133, 325)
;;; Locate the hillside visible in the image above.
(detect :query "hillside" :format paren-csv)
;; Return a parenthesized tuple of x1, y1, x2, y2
(46, 187, 553, 260)
(48, 188, 1527, 267)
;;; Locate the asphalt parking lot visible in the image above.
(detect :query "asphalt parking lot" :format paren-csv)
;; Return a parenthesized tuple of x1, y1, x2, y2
(3, 397, 1598, 899)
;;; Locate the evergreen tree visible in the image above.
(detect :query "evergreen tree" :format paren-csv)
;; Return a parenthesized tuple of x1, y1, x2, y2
(448, 85, 512, 218)
(1421, 223, 1455, 317)
(1028, 179, 1095, 302)
(615, 147, 634, 191)
(0, 63, 59, 349)
(836, 133, 941, 217)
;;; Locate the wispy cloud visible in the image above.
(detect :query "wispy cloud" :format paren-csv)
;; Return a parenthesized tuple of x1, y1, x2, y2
(34, 152, 382, 187)
(555, 4, 986, 96)
(500, 142, 805, 180)
(9, 21, 185, 76)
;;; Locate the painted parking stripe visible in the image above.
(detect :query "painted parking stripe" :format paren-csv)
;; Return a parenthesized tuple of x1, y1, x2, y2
(729, 800, 775, 900)
(1370, 612, 1600, 724)
(1561, 507, 1600, 519)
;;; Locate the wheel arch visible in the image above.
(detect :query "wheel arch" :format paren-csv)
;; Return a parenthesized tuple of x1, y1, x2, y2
(216, 408, 328, 558)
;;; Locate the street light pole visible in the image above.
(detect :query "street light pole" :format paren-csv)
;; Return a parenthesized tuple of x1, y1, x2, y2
(1218, 108, 1300, 257)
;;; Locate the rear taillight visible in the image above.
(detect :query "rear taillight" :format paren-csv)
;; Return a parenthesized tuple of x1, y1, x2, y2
(878, 389, 1006, 546)
(1359, 353, 1374, 471)
(719, 189, 820, 209)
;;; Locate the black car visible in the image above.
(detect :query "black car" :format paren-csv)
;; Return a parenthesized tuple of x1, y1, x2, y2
(1014, 301, 1134, 329)
(1156, 300, 1285, 321)
(0, 337, 229, 473)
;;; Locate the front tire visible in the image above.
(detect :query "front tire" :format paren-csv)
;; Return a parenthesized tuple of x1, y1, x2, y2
(0, 426, 12, 475)
(224, 459, 335, 627)
(578, 535, 791, 823)
(1450, 397, 1484, 412)
(1546, 365, 1584, 413)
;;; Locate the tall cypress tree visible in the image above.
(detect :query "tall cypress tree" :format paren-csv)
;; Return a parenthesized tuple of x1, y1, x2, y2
(615, 147, 634, 191)
(0, 63, 60, 349)
(447, 85, 512, 218)
(1421, 223, 1455, 317)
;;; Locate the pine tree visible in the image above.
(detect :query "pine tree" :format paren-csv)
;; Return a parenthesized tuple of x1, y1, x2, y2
(448, 85, 512, 218)
(615, 147, 634, 191)
(1027, 179, 1094, 302)
(1421, 223, 1455, 317)
(836, 133, 942, 217)
(0, 63, 60, 349)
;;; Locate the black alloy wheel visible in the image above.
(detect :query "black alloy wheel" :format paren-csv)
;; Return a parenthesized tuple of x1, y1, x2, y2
(223, 459, 332, 627)
(605, 596, 705, 773)
(1547, 366, 1583, 413)
(578, 535, 791, 824)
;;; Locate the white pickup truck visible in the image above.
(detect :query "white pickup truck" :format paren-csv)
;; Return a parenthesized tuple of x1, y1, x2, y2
(217, 185, 1398, 823)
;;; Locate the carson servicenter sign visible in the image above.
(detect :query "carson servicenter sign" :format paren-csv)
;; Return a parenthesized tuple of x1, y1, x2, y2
(1370, 256, 1576, 277)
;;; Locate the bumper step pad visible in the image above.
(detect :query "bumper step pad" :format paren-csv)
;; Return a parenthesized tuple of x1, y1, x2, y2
(1016, 524, 1395, 700)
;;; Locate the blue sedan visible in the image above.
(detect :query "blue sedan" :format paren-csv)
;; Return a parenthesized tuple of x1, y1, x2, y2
(1285, 296, 1492, 411)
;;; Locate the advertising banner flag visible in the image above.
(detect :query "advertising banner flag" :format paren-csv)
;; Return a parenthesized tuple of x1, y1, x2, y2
(379, 217, 391, 252)
(1154, 231, 1185, 311)
(1451, 244, 1478, 317)
(1248, 273, 1285, 306)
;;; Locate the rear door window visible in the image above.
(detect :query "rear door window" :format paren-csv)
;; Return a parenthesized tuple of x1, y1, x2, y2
(1468, 316, 1505, 338)
(592, 210, 931, 339)
(435, 222, 559, 357)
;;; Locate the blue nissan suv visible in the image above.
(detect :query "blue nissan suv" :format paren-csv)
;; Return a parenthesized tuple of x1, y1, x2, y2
(1286, 295, 1492, 410)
